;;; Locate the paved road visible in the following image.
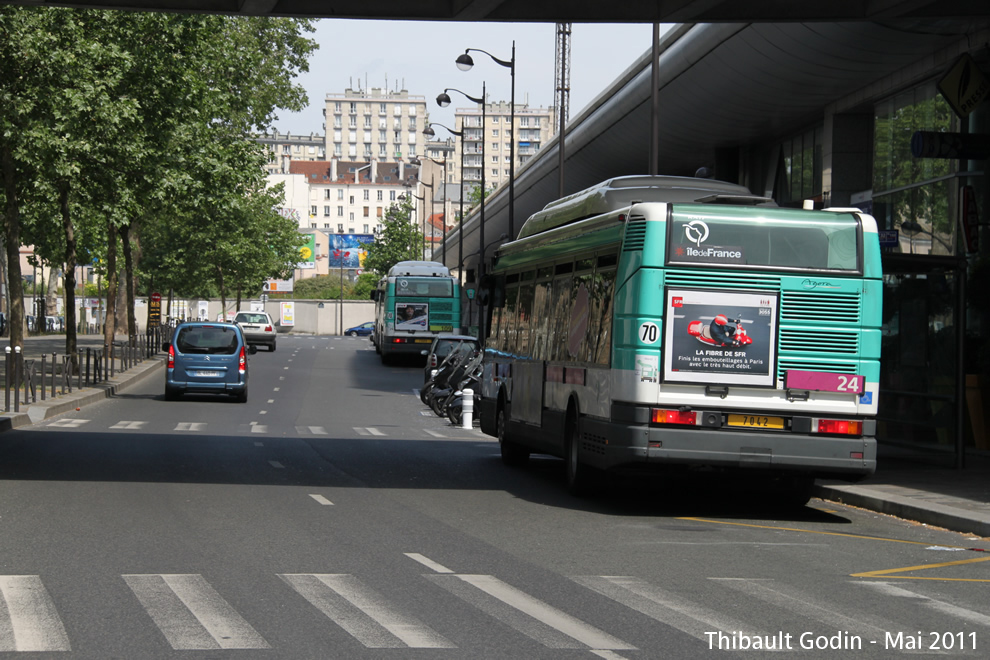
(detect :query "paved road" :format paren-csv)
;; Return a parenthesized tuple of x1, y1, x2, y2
(0, 335, 987, 657)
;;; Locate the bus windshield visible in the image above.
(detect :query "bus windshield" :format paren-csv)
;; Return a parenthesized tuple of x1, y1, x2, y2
(394, 277, 454, 297)
(666, 206, 861, 272)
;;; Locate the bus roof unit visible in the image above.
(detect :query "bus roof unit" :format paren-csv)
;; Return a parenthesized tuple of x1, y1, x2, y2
(516, 175, 774, 240)
(387, 261, 451, 277)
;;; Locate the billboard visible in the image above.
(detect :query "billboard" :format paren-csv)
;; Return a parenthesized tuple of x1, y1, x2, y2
(297, 233, 316, 269)
(328, 234, 373, 268)
(662, 288, 778, 387)
(394, 302, 428, 331)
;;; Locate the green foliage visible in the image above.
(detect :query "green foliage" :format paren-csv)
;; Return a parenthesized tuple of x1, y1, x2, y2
(361, 197, 425, 277)
(292, 273, 370, 300)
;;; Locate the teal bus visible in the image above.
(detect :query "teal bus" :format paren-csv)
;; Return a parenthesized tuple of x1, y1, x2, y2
(372, 261, 461, 364)
(479, 176, 881, 504)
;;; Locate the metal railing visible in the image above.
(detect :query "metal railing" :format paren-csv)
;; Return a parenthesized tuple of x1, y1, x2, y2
(1, 325, 173, 413)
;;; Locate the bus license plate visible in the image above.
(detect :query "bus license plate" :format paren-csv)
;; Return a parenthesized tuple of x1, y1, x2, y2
(728, 414, 784, 429)
(414, 338, 433, 343)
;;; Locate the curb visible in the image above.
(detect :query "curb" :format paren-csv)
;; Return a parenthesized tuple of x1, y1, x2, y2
(815, 483, 990, 539)
(0, 357, 165, 431)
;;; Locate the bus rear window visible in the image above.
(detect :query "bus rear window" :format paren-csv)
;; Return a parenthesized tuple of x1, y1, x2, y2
(666, 206, 861, 272)
(394, 277, 454, 297)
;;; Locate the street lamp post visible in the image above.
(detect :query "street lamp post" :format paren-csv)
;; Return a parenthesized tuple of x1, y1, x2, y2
(423, 124, 464, 289)
(437, 84, 487, 339)
(412, 152, 450, 263)
(456, 42, 515, 239)
(418, 178, 434, 260)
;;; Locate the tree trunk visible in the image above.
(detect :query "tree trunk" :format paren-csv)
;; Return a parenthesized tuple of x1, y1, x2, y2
(60, 181, 79, 372)
(103, 221, 118, 355)
(2, 143, 25, 349)
(217, 265, 226, 321)
(236, 286, 242, 314)
(121, 222, 137, 346)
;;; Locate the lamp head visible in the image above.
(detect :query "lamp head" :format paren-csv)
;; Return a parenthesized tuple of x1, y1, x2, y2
(436, 92, 451, 108)
(422, 126, 436, 138)
(455, 53, 474, 71)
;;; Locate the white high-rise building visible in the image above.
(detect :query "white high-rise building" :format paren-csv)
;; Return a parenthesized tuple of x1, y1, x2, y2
(324, 87, 428, 163)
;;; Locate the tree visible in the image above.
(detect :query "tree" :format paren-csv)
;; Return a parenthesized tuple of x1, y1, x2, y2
(361, 197, 424, 277)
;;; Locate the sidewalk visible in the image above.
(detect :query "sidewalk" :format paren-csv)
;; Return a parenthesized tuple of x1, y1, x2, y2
(0, 334, 165, 430)
(815, 445, 990, 539)
(0, 346, 987, 539)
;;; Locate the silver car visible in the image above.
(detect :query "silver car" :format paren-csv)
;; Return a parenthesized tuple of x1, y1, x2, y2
(234, 311, 277, 351)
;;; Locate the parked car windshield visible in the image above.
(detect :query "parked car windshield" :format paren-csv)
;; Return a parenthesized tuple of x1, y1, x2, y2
(176, 326, 240, 354)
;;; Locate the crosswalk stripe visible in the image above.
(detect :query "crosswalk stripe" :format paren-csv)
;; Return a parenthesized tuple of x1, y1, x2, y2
(354, 427, 386, 436)
(0, 576, 71, 652)
(123, 574, 269, 650)
(858, 582, 990, 627)
(711, 578, 890, 638)
(279, 574, 454, 648)
(48, 419, 89, 428)
(429, 574, 634, 650)
(251, 425, 268, 434)
(294, 426, 328, 435)
(110, 421, 146, 430)
(572, 576, 762, 644)
(174, 422, 206, 432)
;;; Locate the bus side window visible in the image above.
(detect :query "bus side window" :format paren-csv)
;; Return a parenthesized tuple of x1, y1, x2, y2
(498, 285, 518, 353)
(530, 278, 552, 360)
(516, 283, 535, 357)
(593, 268, 616, 365)
(549, 275, 572, 361)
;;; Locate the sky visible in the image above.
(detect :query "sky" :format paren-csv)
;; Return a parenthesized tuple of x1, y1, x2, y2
(271, 20, 655, 136)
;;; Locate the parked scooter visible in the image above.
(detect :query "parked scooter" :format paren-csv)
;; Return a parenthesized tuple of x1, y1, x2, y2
(421, 344, 475, 410)
(446, 355, 483, 426)
(430, 349, 480, 417)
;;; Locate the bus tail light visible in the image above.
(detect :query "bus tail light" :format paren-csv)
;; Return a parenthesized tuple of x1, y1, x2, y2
(167, 345, 175, 369)
(651, 408, 698, 425)
(814, 418, 862, 435)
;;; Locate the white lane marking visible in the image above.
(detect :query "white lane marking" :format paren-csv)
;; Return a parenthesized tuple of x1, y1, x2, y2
(269, 461, 284, 469)
(279, 574, 454, 648)
(429, 574, 634, 650)
(273, 387, 280, 392)
(412, 389, 420, 396)
(252, 426, 268, 434)
(294, 426, 328, 435)
(283, 367, 289, 370)
(419, 411, 433, 417)
(0, 576, 71, 651)
(591, 651, 633, 660)
(858, 582, 990, 627)
(309, 494, 334, 506)
(123, 574, 269, 650)
(267, 399, 275, 404)
(259, 411, 268, 415)
(711, 578, 890, 639)
(175, 422, 207, 432)
(404, 553, 453, 574)
(110, 421, 146, 430)
(48, 419, 89, 428)
(423, 430, 445, 438)
(572, 576, 762, 644)
(354, 428, 385, 436)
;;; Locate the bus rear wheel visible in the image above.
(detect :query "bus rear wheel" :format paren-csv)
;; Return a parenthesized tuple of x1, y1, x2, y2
(566, 409, 596, 496)
(498, 403, 529, 466)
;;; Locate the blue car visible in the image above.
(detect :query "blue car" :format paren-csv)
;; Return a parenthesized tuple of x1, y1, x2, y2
(344, 321, 374, 337)
(163, 322, 257, 402)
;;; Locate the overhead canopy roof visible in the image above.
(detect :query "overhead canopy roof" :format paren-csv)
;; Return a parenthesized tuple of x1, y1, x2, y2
(4, 0, 988, 22)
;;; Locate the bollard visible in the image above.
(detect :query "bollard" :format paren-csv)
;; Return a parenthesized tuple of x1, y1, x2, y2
(52, 352, 57, 398)
(14, 346, 20, 413)
(461, 388, 474, 429)
(41, 354, 47, 401)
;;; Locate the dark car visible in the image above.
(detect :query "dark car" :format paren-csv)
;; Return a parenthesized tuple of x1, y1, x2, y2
(163, 322, 256, 402)
(421, 333, 478, 383)
(344, 321, 374, 337)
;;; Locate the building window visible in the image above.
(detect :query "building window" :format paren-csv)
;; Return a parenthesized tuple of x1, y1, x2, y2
(390, 190, 396, 201)
(363, 206, 370, 217)
(323, 223, 330, 229)
(349, 195, 355, 204)
(349, 102, 357, 113)
(377, 207, 383, 218)
(492, 142, 498, 151)
(338, 223, 344, 232)
(520, 117, 530, 127)
(282, 145, 290, 154)
(492, 129, 499, 137)
(334, 143, 342, 156)
(338, 189, 344, 200)
(334, 101, 341, 112)
(533, 117, 540, 127)
(377, 190, 383, 201)
(310, 205, 317, 216)
(323, 206, 331, 216)
(363, 190, 370, 201)
(324, 189, 332, 199)
(363, 224, 370, 233)
(349, 212, 354, 221)
(337, 206, 344, 216)
(380, 103, 387, 114)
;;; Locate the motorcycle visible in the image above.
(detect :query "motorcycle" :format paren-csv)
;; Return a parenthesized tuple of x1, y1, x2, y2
(421, 345, 475, 411)
(430, 349, 481, 418)
(686, 316, 753, 348)
(446, 356, 483, 426)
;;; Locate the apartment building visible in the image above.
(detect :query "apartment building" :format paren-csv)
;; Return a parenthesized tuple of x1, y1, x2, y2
(324, 87, 429, 163)
(452, 101, 556, 191)
(256, 132, 326, 174)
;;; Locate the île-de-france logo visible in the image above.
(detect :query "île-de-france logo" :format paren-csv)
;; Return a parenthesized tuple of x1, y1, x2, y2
(684, 220, 710, 246)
